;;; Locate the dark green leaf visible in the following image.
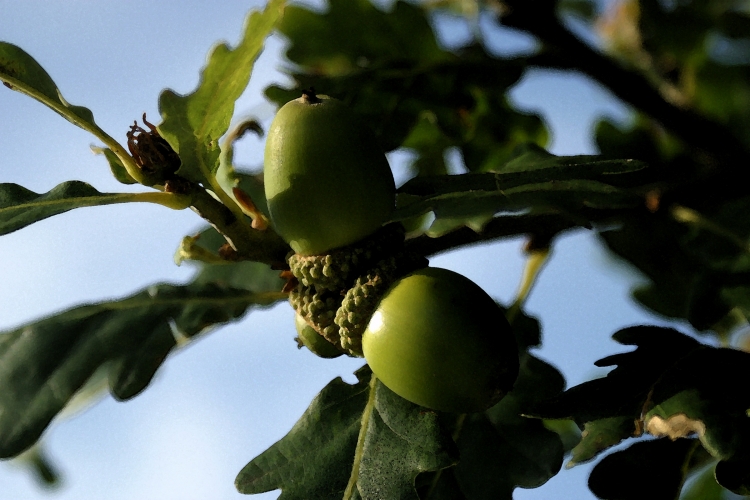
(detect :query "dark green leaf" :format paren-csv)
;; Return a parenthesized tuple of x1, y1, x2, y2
(426, 353, 564, 499)
(531, 325, 750, 476)
(599, 211, 738, 331)
(357, 382, 458, 499)
(400, 111, 453, 177)
(278, 0, 450, 76)
(92, 146, 137, 185)
(644, 347, 750, 461)
(158, 0, 284, 186)
(392, 147, 647, 236)
(236, 367, 457, 499)
(395, 178, 643, 236)
(529, 326, 701, 425)
(398, 147, 646, 198)
(588, 438, 698, 500)
(236, 369, 369, 499)
(694, 62, 750, 148)
(715, 457, 750, 495)
(458, 89, 548, 173)
(505, 304, 543, 351)
(0, 181, 171, 236)
(676, 197, 750, 274)
(268, 0, 545, 165)
(0, 280, 283, 459)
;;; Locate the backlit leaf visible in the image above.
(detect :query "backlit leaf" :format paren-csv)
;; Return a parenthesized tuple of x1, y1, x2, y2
(0, 181, 182, 236)
(158, 0, 284, 186)
(0, 279, 284, 459)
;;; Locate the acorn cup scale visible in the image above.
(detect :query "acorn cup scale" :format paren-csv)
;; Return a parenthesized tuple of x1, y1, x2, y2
(362, 267, 519, 413)
(263, 92, 396, 256)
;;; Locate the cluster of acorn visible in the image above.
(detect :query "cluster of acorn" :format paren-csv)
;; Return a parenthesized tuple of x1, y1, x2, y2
(263, 91, 519, 413)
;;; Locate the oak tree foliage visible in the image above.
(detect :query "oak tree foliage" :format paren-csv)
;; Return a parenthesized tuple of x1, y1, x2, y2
(2, 0, 750, 498)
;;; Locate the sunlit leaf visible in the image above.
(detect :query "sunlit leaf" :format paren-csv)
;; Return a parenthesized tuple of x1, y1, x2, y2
(91, 146, 137, 185)
(158, 0, 285, 186)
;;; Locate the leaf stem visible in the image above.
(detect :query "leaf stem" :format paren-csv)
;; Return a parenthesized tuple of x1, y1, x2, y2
(344, 373, 378, 500)
(507, 247, 551, 323)
(405, 213, 579, 258)
(206, 175, 254, 231)
(0, 70, 148, 185)
(188, 184, 290, 267)
(124, 191, 192, 210)
(671, 204, 750, 254)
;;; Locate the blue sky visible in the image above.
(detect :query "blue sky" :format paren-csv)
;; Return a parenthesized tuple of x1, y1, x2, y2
(0, 1, 685, 499)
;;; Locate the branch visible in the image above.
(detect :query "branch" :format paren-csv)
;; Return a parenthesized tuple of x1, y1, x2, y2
(499, 2, 750, 170)
(186, 182, 290, 267)
(405, 213, 580, 257)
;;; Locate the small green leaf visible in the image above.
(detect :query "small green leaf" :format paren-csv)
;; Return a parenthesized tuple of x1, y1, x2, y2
(400, 111, 453, 177)
(235, 367, 457, 499)
(11, 442, 62, 488)
(158, 0, 284, 187)
(181, 226, 286, 291)
(91, 146, 137, 185)
(0, 181, 189, 236)
(0, 280, 284, 459)
(568, 416, 635, 467)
